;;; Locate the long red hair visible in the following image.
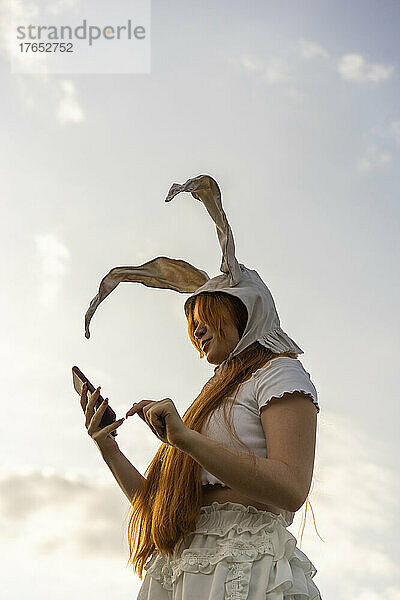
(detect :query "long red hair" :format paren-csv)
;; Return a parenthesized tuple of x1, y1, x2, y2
(125, 291, 320, 578)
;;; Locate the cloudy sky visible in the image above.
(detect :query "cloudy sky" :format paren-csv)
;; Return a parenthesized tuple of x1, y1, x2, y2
(1, 0, 399, 598)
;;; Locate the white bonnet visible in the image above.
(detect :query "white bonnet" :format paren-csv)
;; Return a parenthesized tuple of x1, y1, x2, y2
(84, 174, 304, 363)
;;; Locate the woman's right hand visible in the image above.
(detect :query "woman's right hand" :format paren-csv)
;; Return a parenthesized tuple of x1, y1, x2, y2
(80, 382, 125, 457)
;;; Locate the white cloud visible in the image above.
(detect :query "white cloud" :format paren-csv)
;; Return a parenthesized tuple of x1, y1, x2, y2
(0, 0, 85, 123)
(0, 468, 140, 599)
(296, 39, 394, 87)
(0, 0, 45, 68)
(239, 45, 393, 94)
(12, 76, 86, 124)
(352, 587, 400, 600)
(283, 87, 304, 102)
(390, 120, 400, 146)
(0, 469, 127, 556)
(263, 57, 291, 83)
(368, 120, 400, 148)
(299, 410, 400, 596)
(56, 79, 85, 124)
(45, 0, 79, 16)
(298, 39, 329, 59)
(356, 145, 392, 172)
(239, 54, 291, 84)
(338, 53, 394, 83)
(356, 120, 400, 172)
(34, 233, 71, 307)
(240, 54, 264, 73)
(2, 409, 399, 600)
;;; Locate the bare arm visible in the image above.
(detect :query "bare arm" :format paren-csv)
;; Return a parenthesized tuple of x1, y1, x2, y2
(100, 446, 146, 503)
(178, 392, 317, 513)
(80, 383, 146, 503)
(180, 431, 299, 511)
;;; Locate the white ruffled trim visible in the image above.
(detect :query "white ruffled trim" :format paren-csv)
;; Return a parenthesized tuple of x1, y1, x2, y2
(257, 327, 304, 355)
(257, 387, 320, 414)
(142, 502, 321, 599)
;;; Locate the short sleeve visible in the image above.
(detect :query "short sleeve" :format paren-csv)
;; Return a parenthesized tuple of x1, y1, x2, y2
(252, 357, 320, 415)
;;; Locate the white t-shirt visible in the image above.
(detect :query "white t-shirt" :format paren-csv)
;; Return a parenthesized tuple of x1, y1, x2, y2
(200, 356, 320, 526)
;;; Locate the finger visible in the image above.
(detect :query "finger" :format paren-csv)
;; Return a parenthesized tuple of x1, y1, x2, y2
(85, 386, 101, 425)
(145, 410, 166, 440)
(142, 404, 155, 427)
(126, 400, 155, 419)
(125, 402, 138, 418)
(136, 399, 155, 410)
(80, 382, 88, 411)
(92, 418, 125, 439)
(151, 420, 168, 441)
(152, 415, 166, 431)
(127, 405, 146, 421)
(88, 398, 109, 432)
(146, 419, 160, 438)
(85, 385, 101, 407)
(87, 386, 101, 410)
(148, 410, 167, 436)
(136, 404, 158, 434)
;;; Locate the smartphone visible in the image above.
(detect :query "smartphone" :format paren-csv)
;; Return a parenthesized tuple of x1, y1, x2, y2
(72, 366, 118, 437)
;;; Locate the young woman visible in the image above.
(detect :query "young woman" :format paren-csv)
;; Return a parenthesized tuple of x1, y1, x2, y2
(80, 174, 323, 599)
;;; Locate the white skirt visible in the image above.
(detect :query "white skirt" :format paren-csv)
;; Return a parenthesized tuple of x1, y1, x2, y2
(136, 501, 322, 600)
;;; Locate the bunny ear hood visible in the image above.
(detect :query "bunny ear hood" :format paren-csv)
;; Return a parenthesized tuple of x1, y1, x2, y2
(84, 173, 304, 360)
(84, 256, 209, 339)
(183, 266, 304, 363)
(165, 174, 241, 286)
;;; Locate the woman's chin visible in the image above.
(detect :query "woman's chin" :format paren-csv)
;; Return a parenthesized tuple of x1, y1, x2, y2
(205, 350, 216, 365)
(205, 350, 226, 366)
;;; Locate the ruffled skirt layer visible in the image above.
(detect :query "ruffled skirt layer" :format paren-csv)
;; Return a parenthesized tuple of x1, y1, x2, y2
(136, 501, 322, 600)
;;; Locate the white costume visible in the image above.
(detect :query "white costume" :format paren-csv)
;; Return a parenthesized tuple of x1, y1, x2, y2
(84, 175, 323, 599)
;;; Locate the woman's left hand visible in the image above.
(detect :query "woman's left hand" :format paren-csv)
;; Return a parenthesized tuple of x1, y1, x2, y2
(125, 398, 191, 448)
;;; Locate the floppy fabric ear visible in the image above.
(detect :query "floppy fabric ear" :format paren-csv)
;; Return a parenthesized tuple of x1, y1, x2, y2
(165, 174, 242, 287)
(84, 256, 209, 339)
